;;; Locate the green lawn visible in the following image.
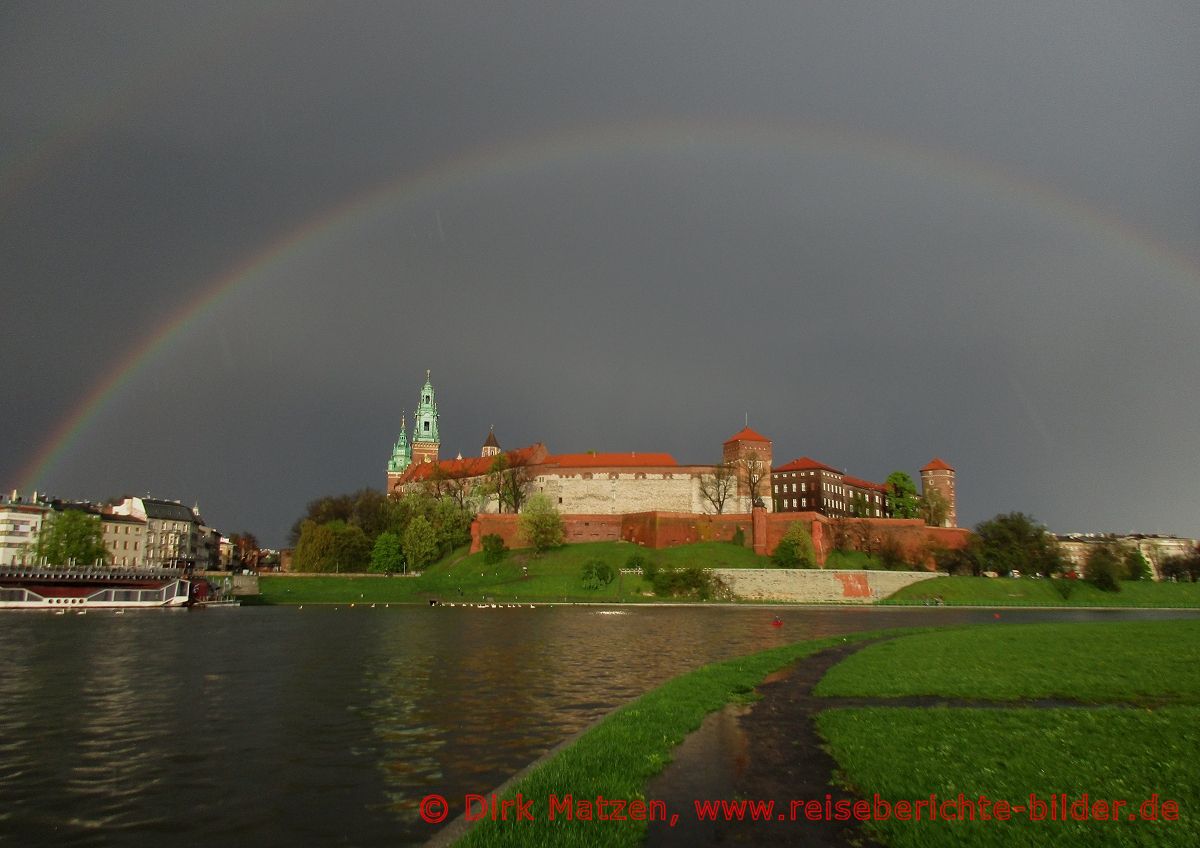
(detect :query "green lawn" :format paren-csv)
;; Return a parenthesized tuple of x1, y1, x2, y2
(882, 576, 1200, 608)
(817, 620, 1200, 847)
(260, 540, 771, 604)
(819, 707, 1200, 848)
(815, 620, 1200, 702)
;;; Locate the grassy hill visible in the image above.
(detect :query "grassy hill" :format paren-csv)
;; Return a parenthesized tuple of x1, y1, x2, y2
(259, 540, 771, 604)
(882, 575, 1200, 607)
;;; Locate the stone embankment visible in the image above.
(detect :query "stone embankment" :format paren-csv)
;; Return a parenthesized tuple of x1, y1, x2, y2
(711, 569, 937, 604)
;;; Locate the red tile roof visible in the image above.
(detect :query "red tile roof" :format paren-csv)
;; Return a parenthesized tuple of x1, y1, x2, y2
(774, 456, 841, 474)
(399, 444, 548, 483)
(921, 457, 955, 472)
(545, 452, 678, 468)
(843, 475, 887, 493)
(723, 426, 771, 444)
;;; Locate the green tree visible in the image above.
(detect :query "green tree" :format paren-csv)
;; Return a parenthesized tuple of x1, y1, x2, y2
(772, 522, 816, 568)
(289, 488, 390, 546)
(1085, 543, 1123, 592)
(293, 520, 370, 573)
(401, 515, 439, 571)
(370, 531, 404, 574)
(34, 509, 109, 566)
(974, 512, 1065, 577)
(518, 494, 565, 554)
(1123, 548, 1151, 581)
(885, 471, 921, 519)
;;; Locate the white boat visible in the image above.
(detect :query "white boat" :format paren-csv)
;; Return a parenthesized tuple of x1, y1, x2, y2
(0, 567, 192, 610)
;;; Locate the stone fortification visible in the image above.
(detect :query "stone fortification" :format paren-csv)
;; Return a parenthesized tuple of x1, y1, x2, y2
(712, 568, 938, 604)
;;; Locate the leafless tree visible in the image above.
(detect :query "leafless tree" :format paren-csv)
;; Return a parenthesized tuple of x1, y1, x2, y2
(698, 463, 737, 514)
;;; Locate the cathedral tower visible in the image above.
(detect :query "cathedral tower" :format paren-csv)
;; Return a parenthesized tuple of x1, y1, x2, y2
(482, 426, 500, 458)
(411, 370, 440, 465)
(385, 413, 412, 493)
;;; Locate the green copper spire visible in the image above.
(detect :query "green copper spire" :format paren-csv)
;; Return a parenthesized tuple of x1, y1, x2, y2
(387, 413, 411, 473)
(413, 369, 439, 444)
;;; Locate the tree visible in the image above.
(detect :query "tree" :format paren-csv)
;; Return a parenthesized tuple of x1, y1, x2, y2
(973, 513, 1065, 577)
(230, 531, 260, 570)
(772, 522, 816, 568)
(289, 488, 389, 545)
(698, 463, 737, 514)
(1161, 550, 1200, 582)
(518, 494, 565, 554)
(370, 531, 404, 574)
(1084, 543, 1123, 592)
(886, 472, 921, 519)
(828, 515, 854, 552)
(486, 453, 535, 514)
(921, 486, 950, 527)
(401, 516, 439, 571)
(33, 509, 109, 566)
(431, 497, 473, 554)
(1123, 548, 1151, 581)
(736, 456, 770, 508)
(293, 519, 370, 573)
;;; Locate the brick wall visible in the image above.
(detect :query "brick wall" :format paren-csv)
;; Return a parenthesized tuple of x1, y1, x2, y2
(471, 509, 971, 565)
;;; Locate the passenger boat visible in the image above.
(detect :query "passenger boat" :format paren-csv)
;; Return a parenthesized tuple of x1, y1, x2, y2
(0, 566, 192, 609)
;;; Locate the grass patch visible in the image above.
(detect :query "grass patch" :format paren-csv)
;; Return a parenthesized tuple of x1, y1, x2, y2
(882, 576, 1200, 607)
(261, 541, 770, 604)
(815, 620, 1200, 702)
(453, 628, 915, 847)
(819, 707, 1200, 847)
(816, 620, 1200, 846)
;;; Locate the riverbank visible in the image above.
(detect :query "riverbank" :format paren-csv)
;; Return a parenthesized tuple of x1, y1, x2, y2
(881, 574, 1200, 607)
(260, 541, 768, 604)
(443, 618, 1200, 847)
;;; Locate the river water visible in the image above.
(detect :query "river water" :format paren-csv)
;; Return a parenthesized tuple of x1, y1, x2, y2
(1, 604, 1193, 846)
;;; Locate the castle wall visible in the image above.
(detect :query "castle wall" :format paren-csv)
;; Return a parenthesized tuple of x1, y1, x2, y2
(470, 509, 971, 567)
(535, 471, 698, 515)
(713, 569, 938, 603)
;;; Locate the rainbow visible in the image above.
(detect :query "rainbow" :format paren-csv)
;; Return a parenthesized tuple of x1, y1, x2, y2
(13, 117, 1200, 492)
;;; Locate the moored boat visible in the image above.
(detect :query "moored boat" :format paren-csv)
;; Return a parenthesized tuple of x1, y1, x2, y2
(0, 566, 192, 610)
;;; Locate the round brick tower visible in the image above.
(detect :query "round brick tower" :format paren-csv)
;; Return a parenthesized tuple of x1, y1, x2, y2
(920, 458, 957, 528)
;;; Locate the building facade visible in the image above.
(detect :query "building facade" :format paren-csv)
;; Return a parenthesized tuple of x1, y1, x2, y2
(0, 493, 51, 565)
(771, 457, 888, 518)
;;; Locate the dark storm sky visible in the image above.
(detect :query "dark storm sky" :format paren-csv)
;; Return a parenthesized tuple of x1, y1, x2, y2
(3, 2, 1198, 547)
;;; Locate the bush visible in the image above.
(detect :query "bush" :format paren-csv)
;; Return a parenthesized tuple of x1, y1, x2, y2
(650, 566, 726, 600)
(581, 560, 616, 591)
(1085, 544, 1123, 592)
(481, 533, 507, 565)
(772, 522, 816, 568)
(731, 527, 746, 547)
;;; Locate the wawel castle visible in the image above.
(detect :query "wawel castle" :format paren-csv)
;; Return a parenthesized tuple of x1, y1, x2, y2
(386, 372, 957, 527)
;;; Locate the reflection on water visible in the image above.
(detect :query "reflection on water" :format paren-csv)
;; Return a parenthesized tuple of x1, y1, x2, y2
(0, 605, 1193, 846)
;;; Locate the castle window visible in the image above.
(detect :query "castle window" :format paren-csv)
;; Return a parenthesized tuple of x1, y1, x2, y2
(424, 422, 430, 431)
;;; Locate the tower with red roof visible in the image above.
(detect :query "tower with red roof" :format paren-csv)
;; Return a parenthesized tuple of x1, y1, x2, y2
(920, 458, 957, 528)
(722, 426, 773, 511)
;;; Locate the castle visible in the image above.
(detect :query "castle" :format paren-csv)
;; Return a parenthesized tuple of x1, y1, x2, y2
(385, 372, 957, 529)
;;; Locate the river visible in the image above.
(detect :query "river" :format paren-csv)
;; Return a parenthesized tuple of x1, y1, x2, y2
(0, 604, 1193, 846)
